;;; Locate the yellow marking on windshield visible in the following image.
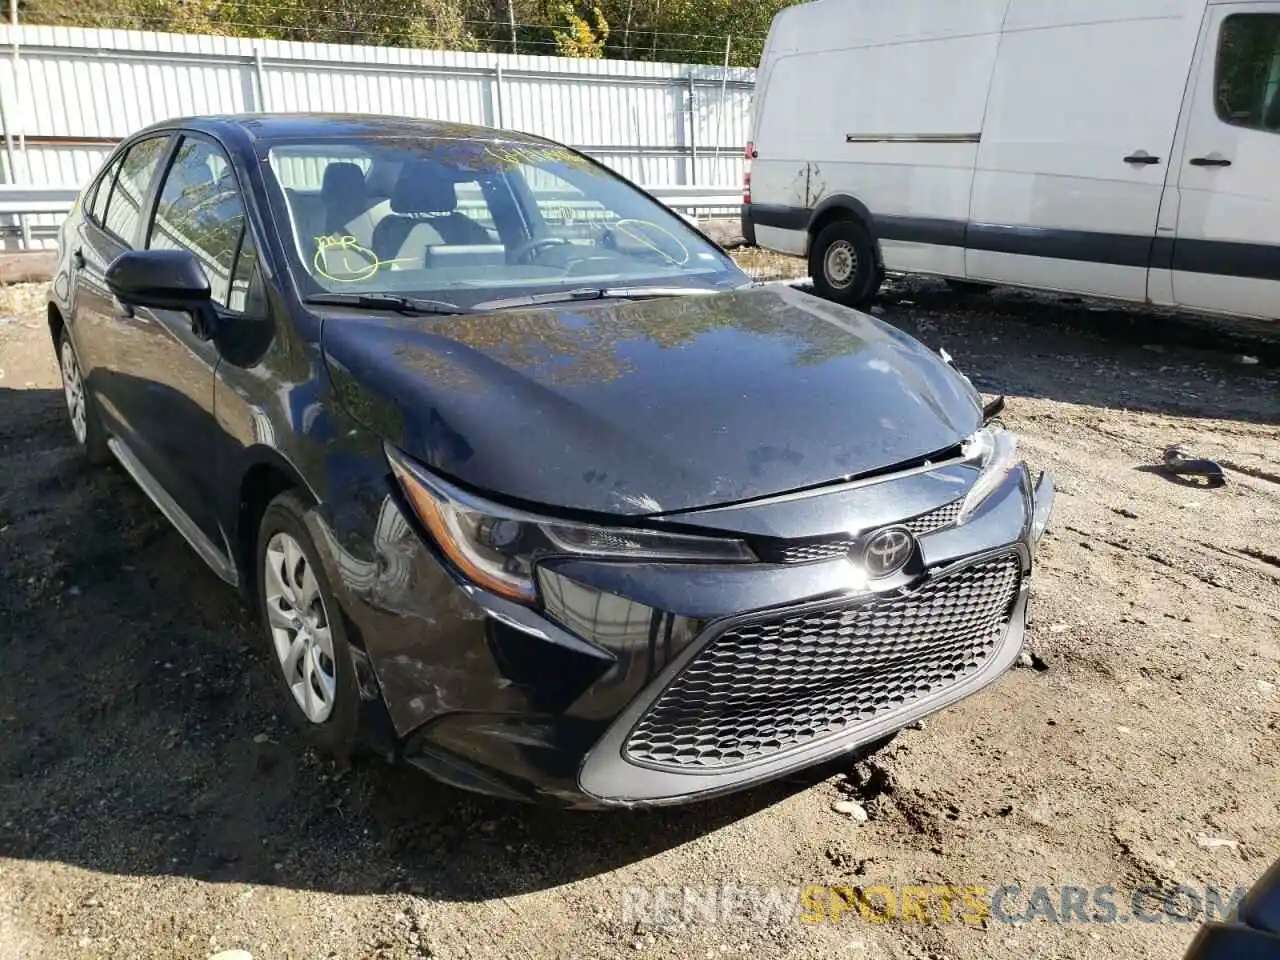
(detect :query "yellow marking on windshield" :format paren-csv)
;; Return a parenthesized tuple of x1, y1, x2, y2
(312, 234, 417, 283)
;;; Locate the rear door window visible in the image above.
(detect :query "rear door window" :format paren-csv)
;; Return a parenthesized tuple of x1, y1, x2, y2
(101, 135, 171, 244)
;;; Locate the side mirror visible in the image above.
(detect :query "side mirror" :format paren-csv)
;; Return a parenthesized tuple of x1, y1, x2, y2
(105, 249, 218, 339)
(1181, 858, 1280, 960)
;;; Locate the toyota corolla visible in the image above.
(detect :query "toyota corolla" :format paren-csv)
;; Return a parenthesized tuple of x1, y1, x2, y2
(48, 114, 1054, 807)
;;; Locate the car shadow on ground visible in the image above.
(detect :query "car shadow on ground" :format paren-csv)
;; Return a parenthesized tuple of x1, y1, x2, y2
(0, 386, 854, 901)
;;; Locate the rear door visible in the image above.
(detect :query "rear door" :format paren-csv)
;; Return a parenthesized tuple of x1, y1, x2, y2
(66, 150, 124, 388)
(1166, 5, 1280, 318)
(70, 134, 173, 439)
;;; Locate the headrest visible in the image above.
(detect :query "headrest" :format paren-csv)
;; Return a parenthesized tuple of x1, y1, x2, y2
(364, 160, 399, 199)
(390, 160, 458, 214)
(322, 162, 366, 199)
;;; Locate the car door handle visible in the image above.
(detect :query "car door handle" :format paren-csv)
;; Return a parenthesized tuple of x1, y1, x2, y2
(71, 248, 85, 268)
(1189, 154, 1232, 167)
(1124, 152, 1161, 165)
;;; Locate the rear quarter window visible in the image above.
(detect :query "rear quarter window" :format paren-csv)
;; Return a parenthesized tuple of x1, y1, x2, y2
(89, 156, 122, 224)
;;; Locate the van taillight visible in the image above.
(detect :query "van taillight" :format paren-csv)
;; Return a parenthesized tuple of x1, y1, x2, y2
(743, 142, 755, 204)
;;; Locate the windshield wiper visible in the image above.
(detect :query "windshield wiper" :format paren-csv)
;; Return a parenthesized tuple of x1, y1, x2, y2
(472, 286, 720, 312)
(305, 292, 470, 315)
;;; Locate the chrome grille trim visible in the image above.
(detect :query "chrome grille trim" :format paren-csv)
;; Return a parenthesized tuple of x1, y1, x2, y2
(768, 499, 964, 564)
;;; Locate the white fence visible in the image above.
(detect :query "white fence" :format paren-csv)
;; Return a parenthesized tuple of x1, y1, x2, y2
(0, 25, 755, 247)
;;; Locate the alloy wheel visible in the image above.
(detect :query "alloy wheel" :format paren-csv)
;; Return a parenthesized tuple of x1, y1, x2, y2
(264, 532, 337, 724)
(60, 339, 88, 445)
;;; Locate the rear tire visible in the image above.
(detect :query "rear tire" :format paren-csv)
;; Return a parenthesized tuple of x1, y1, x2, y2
(256, 491, 360, 761)
(56, 330, 110, 465)
(810, 219, 881, 307)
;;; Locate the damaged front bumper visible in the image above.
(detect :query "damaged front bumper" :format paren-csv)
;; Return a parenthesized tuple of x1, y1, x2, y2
(318, 456, 1056, 808)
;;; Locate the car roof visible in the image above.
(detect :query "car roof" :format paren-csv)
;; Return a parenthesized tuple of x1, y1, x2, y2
(135, 113, 550, 148)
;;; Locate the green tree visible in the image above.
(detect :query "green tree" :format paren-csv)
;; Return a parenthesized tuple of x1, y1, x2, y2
(554, 4, 609, 59)
(20, 0, 808, 65)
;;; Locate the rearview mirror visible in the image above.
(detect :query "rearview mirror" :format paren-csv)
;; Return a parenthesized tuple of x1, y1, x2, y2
(106, 248, 211, 311)
(105, 249, 217, 339)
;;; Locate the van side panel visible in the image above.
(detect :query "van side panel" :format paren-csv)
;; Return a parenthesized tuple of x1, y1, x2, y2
(967, 0, 1205, 299)
(748, 0, 1006, 269)
(1163, 2, 1280, 321)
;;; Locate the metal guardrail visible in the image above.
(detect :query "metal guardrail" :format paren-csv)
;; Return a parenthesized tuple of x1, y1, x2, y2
(0, 183, 741, 230)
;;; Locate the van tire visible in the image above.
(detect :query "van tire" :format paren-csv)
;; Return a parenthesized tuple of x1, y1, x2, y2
(810, 220, 881, 307)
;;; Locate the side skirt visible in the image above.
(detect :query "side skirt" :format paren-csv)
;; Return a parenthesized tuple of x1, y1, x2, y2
(107, 436, 239, 587)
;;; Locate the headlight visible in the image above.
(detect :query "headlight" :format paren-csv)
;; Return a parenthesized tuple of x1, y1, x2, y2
(956, 426, 1021, 526)
(386, 445, 756, 603)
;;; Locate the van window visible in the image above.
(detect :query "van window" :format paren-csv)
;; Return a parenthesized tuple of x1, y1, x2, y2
(1216, 14, 1280, 133)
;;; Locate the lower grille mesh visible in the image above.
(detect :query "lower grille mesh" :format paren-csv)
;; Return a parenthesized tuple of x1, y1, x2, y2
(624, 553, 1022, 770)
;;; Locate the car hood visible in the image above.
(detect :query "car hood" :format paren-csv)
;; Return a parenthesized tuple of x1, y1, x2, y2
(321, 286, 982, 517)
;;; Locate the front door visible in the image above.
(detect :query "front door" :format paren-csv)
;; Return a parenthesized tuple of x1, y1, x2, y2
(1169, 5, 1280, 319)
(124, 133, 259, 548)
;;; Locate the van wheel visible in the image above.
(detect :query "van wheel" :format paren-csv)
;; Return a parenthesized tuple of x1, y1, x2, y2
(810, 220, 881, 307)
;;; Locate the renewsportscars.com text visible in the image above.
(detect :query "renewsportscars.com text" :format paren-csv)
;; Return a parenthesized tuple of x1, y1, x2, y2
(621, 883, 1245, 927)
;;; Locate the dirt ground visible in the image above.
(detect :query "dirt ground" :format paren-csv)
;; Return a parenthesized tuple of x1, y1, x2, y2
(1, 270, 1277, 960)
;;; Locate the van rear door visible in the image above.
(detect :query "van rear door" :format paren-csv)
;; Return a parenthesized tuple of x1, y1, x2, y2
(1165, 5, 1280, 320)
(967, 2, 1200, 301)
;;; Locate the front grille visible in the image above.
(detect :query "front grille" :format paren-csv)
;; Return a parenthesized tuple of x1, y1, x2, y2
(768, 499, 964, 564)
(905, 499, 963, 535)
(624, 553, 1021, 770)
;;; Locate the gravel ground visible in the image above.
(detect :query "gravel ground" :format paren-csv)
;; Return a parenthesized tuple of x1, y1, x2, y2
(1, 271, 1277, 960)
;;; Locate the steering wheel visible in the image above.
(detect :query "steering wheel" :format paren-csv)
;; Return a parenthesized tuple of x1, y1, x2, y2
(510, 236, 571, 264)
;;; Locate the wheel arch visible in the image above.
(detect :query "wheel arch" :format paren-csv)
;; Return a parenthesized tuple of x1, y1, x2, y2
(47, 302, 66, 350)
(235, 447, 321, 601)
(807, 195, 879, 261)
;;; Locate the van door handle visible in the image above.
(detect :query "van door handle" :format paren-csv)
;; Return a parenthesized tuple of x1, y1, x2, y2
(1189, 154, 1232, 167)
(1124, 152, 1161, 165)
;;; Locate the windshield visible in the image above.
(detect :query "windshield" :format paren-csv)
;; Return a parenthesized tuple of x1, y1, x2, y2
(264, 136, 746, 306)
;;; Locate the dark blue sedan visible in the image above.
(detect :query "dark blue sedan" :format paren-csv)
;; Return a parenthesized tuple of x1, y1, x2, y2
(48, 114, 1053, 807)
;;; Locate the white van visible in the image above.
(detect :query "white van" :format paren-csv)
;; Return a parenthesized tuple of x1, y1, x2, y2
(743, 0, 1280, 320)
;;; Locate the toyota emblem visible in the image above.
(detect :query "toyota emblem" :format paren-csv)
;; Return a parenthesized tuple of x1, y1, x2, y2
(861, 526, 915, 578)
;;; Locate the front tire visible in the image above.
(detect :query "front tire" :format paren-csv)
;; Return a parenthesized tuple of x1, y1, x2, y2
(256, 492, 360, 760)
(57, 330, 110, 465)
(810, 220, 881, 307)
